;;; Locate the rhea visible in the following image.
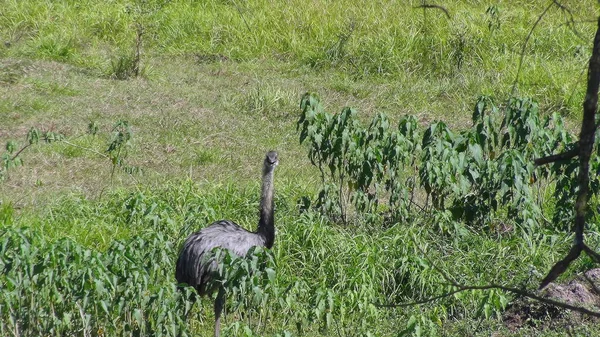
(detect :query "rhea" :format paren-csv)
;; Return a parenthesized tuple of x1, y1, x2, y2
(175, 151, 278, 337)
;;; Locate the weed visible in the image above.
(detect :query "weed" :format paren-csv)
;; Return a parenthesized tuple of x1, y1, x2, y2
(35, 35, 76, 61)
(194, 148, 217, 166)
(109, 52, 142, 80)
(0, 121, 140, 183)
(1, 1, 599, 336)
(298, 93, 586, 232)
(486, 5, 501, 34)
(240, 83, 295, 117)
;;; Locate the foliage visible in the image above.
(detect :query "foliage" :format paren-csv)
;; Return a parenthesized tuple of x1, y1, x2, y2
(0, 176, 593, 336)
(0, 226, 189, 336)
(0, 128, 64, 181)
(109, 52, 143, 80)
(106, 120, 141, 177)
(297, 93, 593, 232)
(0, 121, 140, 183)
(0, 186, 388, 336)
(2, 1, 600, 335)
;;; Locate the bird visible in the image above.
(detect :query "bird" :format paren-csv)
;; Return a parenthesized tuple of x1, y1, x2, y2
(175, 151, 278, 337)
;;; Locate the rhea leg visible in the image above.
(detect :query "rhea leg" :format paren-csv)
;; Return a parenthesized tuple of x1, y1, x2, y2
(214, 286, 226, 337)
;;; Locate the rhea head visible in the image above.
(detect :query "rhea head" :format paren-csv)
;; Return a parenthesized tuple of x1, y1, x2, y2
(264, 151, 279, 172)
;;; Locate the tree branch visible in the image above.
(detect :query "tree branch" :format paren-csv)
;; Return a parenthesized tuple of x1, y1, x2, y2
(539, 16, 600, 289)
(378, 240, 600, 317)
(539, 244, 582, 289)
(583, 244, 600, 263)
(376, 283, 600, 318)
(534, 146, 579, 166)
(552, 0, 588, 43)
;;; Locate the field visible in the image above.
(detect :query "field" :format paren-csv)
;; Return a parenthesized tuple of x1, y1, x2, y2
(2, 0, 600, 336)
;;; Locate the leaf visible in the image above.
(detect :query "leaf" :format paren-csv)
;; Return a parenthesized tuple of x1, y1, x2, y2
(27, 128, 40, 145)
(6, 140, 17, 154)
(265, 267, 276, 283)
(133, 309, 143, 327)
(100, 300, 109, 315)
(469, 144, 483, 164)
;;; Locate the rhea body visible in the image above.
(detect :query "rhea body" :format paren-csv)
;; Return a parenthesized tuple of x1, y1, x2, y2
(175, 151, 278, 337)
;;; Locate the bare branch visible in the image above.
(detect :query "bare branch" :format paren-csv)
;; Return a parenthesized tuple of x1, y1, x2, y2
(539, 244, 583, 289)
(534, 146, 579, 166)
(511, 1, 554, 95)
(231, 0, 252, 33)
(380, 237, 600, 321)
(376, 283, 600, 318)
(552, 0, 588, 43)
(539, 16, 600, 289)
(9, 143, 33, 162)
(376, 286, 467, 308)
(379, 242, 600, 317)
(414, 4, 451, 19)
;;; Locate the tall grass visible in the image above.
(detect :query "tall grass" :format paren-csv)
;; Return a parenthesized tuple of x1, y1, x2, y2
(2, 1, 600, 336)
(1, 181, 592, 336)
(0, 1, 595, 111)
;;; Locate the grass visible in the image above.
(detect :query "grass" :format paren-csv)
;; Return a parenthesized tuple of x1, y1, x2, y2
(1, 1, 597, 113)
(1, 183, 592, 336)
(1, 0, 600, 336)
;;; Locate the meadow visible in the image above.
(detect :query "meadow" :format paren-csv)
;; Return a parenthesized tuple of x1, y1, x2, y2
(1, 0, 600, 336)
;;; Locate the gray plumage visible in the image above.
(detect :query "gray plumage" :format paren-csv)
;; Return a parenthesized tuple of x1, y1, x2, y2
(175, 151, 278, 337)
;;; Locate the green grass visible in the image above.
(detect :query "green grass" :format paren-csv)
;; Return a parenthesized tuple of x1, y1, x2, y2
(1, 0, 600, 336)
(1, 1, 597, 114)
(1, 183, 592, 336)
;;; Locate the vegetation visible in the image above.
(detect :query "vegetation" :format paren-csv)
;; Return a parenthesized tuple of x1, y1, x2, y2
(2, 0, 600, 336)
(297, 93, 592, 230)
(3, 184, 593, 336)
(0, 1, 596, 113)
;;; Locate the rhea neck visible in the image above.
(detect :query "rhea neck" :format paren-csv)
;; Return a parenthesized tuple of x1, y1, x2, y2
(257, 164, 275, 248)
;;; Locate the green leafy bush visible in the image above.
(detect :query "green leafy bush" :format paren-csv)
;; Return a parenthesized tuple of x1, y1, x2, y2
(297, 93, 594, 231)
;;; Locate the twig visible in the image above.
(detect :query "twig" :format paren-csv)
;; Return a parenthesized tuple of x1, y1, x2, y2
(134, 23, 144, 77)
(61, 140, 109, 159)
(583, 244, 600, 263)
(414, 4, 451, 19)
(411, 236, 460, 287)
(231, 0, 252, 33)
(377, 241, 600, 318)
(552, 0, 587, 43)
(408, 198, 426, 213)
(9, 143, 33, 162)
(511, 1, 554, 96)
(565, 66, 588, 110)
